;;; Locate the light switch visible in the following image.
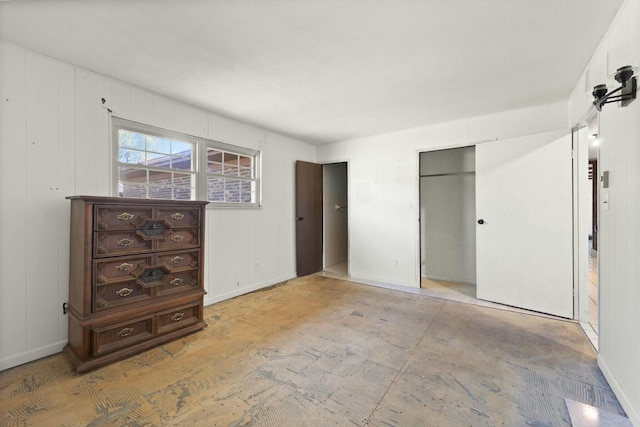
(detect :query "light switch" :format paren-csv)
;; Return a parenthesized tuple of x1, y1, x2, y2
(601, 171, 609, 188)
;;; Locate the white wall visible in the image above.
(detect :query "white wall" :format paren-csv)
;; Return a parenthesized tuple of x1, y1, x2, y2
(569, 0, 640, 424)
(0, 41, 316, 371)
(419, 147, 476, 284)
(317, 101, 568, 287)
(323, 162, 348, 268)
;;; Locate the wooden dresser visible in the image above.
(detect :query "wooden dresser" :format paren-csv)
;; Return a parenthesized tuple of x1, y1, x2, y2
(64, 196, 208, 372)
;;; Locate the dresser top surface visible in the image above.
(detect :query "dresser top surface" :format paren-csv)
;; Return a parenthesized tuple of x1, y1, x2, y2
(66, 195, 209, 207)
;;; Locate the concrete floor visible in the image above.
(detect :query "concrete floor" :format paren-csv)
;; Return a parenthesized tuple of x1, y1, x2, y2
(0, 275, 625, 426)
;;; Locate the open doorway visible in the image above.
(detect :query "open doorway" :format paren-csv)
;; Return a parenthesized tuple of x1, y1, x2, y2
(323, 162, 348, 276)
(575, 117, 600, 348)
(419, 147, 476, 298)
(586, 120, 600, 343)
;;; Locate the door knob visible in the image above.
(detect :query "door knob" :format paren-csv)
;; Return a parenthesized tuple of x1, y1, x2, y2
(296, 217, 304, 221)
(477, 219, 485, 224)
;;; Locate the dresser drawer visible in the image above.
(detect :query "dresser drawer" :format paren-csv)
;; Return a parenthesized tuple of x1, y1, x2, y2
(94, 231, 153, 257)
(158, 250, 199, 270)
(156, 270, 199, 297)
(95, 206, 153, 230)
(157, 304, 201, 335)
(157, 228, 200, 251)
(157, 208, 200, 228)
(93, 281, 153, 312)
(94, 256, 153, 284)
(92, 317, 153, 356)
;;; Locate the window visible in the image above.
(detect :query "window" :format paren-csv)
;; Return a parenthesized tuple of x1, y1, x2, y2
(206, 145, 257, 204)
(113, 118, 260, 207)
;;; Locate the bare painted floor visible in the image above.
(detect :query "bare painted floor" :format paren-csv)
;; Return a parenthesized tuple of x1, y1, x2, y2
(0, 275, 626, 426)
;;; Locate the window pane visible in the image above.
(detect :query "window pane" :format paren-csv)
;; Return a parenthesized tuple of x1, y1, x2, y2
(240, 180, 254, 203)
(172, 155, 192, 170)
(119, 130, 145, 150)
(239, 155, 252, 168)
(146, 136, 171, 154)
(119, 148, 144, 164)
(207, 149, 222, 163)
(224, 164, 238, 176)
(207, 176, 224, 202)
(121, 182, 147, 198)
(224, 153, 238, 166)
(172, 140, 192, 155)
(118, 166, 146, 183)
(238, 166, 252, 178)
(173, 172, 193, 200)
(145, 151, 171, 167)
(208, 162, 223, 173)
(148, 185, 172, 200)
(225, 178, 240, 202)
(149, 170, 172, 186)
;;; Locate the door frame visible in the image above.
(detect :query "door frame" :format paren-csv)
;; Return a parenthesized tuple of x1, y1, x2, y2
(416, 141, 480, 289)
(572, 106, 601, 340)
(295, 159, 351, 277)
(321, 160, 350, 276)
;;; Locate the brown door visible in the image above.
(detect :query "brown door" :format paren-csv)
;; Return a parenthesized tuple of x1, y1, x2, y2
(296, 161, 323, 276)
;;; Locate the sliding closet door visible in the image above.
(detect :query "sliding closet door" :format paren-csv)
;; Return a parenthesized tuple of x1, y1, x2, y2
(476, 131, 573, 318)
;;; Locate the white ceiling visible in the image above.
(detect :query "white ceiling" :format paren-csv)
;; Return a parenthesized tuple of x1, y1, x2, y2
(0, 0, 623, 144)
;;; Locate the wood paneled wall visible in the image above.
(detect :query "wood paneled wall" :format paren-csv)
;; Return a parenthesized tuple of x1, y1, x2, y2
(0, 41, 316, 370)
(569, 1, 640, 424)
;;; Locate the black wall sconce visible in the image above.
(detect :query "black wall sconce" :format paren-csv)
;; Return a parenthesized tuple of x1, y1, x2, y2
(592, 65, 637, 111)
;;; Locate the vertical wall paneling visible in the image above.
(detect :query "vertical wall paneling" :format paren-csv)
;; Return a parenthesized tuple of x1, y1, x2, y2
(95, 77, 113, 196)
(56, 61, 75, 341)
(25, 54, 60, 349)
(74, 70, 98, 196)
(0, 43, 28, 362)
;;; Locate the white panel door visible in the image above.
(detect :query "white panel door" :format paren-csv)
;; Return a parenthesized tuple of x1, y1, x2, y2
(476, 131, 573, 318)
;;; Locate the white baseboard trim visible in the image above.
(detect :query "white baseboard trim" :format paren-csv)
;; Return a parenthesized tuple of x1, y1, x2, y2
(598, 355, 640, 427)
(421, 274, 476, 286)
(204, 274, 297, 306)
(348, 272, 418, 289)
(0, 340, 67, 372)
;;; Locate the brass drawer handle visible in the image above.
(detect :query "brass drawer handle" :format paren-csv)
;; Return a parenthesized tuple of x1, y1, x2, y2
(117, 327, 134, 338)
(115, 262, 133, 271)
(170, 256, 184, 264)
(117, 238, 134, 247)
(170, 235, 184, 242)
(170, 278, 183, 286)
(117, 212, 135, 221)
(171, 212, 185, 220)
(171, 312, 184, 322)
(115, 288, 133, 297)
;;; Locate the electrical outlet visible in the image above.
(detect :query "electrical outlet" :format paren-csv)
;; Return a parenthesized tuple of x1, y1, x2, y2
(394, 259, 400, 267)
(255, 262, 260, 270)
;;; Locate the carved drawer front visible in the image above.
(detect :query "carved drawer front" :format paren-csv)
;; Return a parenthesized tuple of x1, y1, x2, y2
(94, 256, 153, 284)
(157, 208, 200, 228)
(157, 228, 200, 251)
(158, 250, 199, 271)
(156, 270, 199, 297)
(95, 206, 153, 230)
(91, 317, 153, 356)
(93, 281, 153, 312)
(94, 231, 153, 257)
(157, 304, 200, 335)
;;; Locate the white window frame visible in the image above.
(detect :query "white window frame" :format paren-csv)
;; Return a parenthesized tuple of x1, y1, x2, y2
(112, 117, 261, 208)
(201, 140, 261, 208)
